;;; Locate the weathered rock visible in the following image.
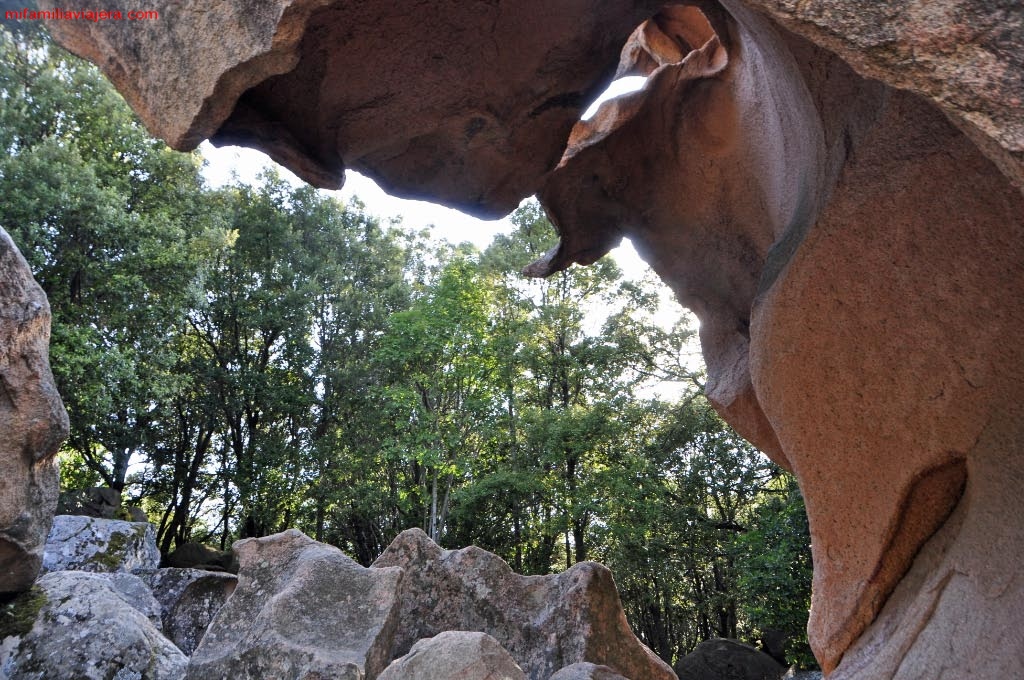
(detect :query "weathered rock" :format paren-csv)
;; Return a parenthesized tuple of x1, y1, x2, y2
(372, 529, 675, 680)
(377, 631, 526, 680)
(163, 542, 237, 572)
(36, 1, 1024, 677)
(104, 571, 165, 629)
(146, 568, 237, 655)
(534, 4, 1024, 674)
(186, 529, 403, 680)
(674, 639, 785, 680)
(40, 0, 662, 216)
(738, 0, 1024, 190)
(0, 228, 68, 596)
(0, 571, 188, 680)
(763, 93, 1024, 680)
(42, 515, 160, 575)
(549, 662, 631, 680)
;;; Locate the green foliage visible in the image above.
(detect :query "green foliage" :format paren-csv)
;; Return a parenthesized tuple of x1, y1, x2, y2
(735, 478, 815, 668)
(0, 587, 47, 639)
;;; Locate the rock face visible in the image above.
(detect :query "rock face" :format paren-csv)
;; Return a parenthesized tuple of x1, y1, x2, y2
(186, 529, 403, 680)
(42, 515, 161, 575)
(36, 1, 1024, 677)
(372, 529, 675, 680)
(39, 0, 661, 216)
(146, 568, 238, 655)
(762, 88, 1024, 680)
(674, 639, 784, 680)
(104, 571, 165, 628)
(549, 663, 630, 680)
(738, 0, 1024, 190)
(0, 228, 68, 596)
(377, 631, 526, 680)
(0, 571, 188, 680)
(189, 529, 669, 680)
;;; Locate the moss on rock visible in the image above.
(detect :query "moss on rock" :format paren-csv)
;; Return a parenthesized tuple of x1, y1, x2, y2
(0, 586, 47, 640)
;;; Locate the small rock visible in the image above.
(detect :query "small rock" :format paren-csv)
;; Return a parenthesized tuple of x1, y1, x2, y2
(675, 638, 785, 680)
(550, 662, 631, 679)
(41, 515, 160, 575)
(377, 631, 526, 680)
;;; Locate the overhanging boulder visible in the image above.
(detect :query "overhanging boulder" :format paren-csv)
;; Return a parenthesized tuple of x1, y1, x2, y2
(33, 1, 1024, 676)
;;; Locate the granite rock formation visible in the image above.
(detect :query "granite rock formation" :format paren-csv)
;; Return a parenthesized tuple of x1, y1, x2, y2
(372, 528, 675, 680)
(0, 228, 68, 596)
(42, 515, 161, 575)
(40, 0, 662, 216)
(186, 529, 404, 680)
(0, 571, 189, 680)
(35, 0, 1024, 676)
(146, 568, 238, 655)
(376, 631, 527, 680)
(188, 529, 671, 680)
(738, 0, 1024, 190)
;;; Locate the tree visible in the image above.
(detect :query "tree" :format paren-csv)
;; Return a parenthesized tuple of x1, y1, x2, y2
(734, 477, 815, 668)
(374, 256, 500, 542)
(0, 25, 215, 491)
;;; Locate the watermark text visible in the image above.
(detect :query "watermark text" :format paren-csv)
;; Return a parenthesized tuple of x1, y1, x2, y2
(5, 7, 159, 22)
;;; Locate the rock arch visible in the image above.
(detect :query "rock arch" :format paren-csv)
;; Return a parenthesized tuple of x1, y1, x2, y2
(15, 0, 1024, 676)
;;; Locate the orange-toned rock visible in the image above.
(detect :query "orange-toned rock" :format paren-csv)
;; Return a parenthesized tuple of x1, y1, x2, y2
(0, 228, 68, 595)
(534, 1, 1024, 673)
(752, 88, 1024, 677)
(33, 0, 1024, 677)
(738, 0, 1024, 190)
(40, 0, 660, 217)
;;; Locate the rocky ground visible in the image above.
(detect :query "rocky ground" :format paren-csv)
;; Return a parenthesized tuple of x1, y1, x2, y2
(1, 516, 797, 680)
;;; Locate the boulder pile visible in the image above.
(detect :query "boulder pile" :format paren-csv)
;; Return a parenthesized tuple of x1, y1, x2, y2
(2, 520, 682, 680)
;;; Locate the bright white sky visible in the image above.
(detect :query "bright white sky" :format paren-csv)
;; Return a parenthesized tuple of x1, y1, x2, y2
(199, 143, 652, 281)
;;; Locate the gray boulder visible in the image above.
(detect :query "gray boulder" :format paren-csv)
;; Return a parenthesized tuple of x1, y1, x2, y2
(377, 631, 526, 680)
(146, 568, 237, 655)
(372, 529, 675, 680)
(104, 572, 164, 629)
(550, 663, 631, 679)
(0, 571, 187, 679)
(186, 529, 403, 680)
(675, 639, 785, 680)
(0, 228, 68, 596)
(42, 515, 160, 575)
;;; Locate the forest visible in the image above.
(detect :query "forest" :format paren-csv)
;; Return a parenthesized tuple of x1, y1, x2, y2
(0, 24, 815, 669)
